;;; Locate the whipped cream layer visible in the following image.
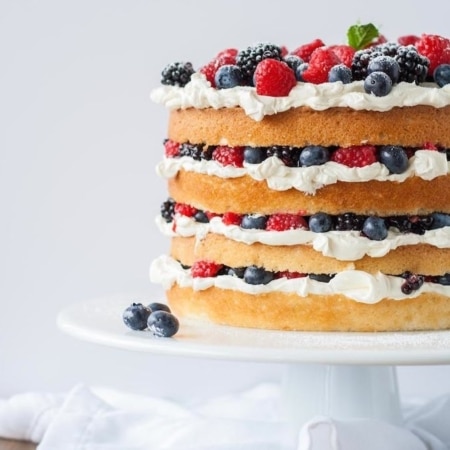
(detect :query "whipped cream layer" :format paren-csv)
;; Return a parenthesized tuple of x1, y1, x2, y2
(157, 151, 449, 194)
(151, 73, 450, 121)
(156, 216, 450, 261)
(150, 255, 450, 304)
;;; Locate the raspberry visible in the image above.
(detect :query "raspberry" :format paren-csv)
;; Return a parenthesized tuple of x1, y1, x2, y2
(222, 212, 243, 226)
(398, 35, 419, 46)
(422, 142, 438, 150)
(291, 39, 325, 62)
(163, 139, 180, 158)
(302, 47, 341, 84)
(191, 260, 223, 278)
(416, 34, 450, 75)
(212, 146, 244, 167)
(266, 213, 308, 231)
(329, 45, 355, 68)
(275, 271, 307, 279)
(174, 202, 197, 217)
(253, 59, 296, 96)
(200, 51, 237, 88)
(331, 145, 378, 168)
(205, 211, 220, 221)
(365, 34, 388, 48)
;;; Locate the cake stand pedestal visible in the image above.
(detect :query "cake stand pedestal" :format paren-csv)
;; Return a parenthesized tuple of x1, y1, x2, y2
(57, 293, 450, 426)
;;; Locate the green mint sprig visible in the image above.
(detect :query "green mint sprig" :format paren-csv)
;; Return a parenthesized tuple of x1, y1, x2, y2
(347, 23, 380, 50)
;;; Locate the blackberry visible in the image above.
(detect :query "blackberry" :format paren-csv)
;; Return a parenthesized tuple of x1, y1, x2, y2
(266, 146, 301, 167)
(334, 213, 367, 231)
(408, 215, 434, 235)
(387, 215, 411, 233)
(236, 43, 283, 85)
(309, 273, 335, 283)
(160, 198, 175, 223)
(161, 62, 194, 87)
(201, 145, 215, 161)
(179, 143, 203, 160)
(400, 272, 424, 295)
(394, 45, 429, 84)
(352, 48, 382, 81)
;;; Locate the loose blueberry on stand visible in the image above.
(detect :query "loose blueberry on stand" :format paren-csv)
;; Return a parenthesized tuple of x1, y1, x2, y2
(122, 303, 152, 330)
(148, 302, 171, 313)
(362, 216, 388, 240)
(379, 146, 409, 174)
(364, 71, 392, 97)
(147, 310, 180, 338)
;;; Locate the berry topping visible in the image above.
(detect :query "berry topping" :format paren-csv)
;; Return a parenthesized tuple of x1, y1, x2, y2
(291, 39, 325, 62)
(123, 303, 152, 331)
(243, 266, 274, 285)
(302, 47, 341, 84)
(236, 43, 283, 85)
(367, 56, 400, 83)
(174, 202, 197, 217)
(200, 50, 237, 87)
(147, 310, 180, 338)
(161, 62, 194, 87)
(434, 64, 450, 87)
(148, 302, 171, 313)
(416, 34, 450, 75)
(328, 64, 353, 83)
(164, 139, 180, 158)
(329, 45, 356, 68)
(283, 54, 305, 72)
(222, 212, 243, 226)
(331, 145, 377, 167)
(212, 146, 244, 167)
(191, 260, 223, 278)
(364, 71, 392, 96)
(241, 214, 268, 230)
(214, 65, 244, 89)
(266, 213, 308, 231)
(299, 145, 330, 166)
(253, 59, 296, 96)
(244, 146, 268, 164)
(398, 35, 419, 46)
(379, 146, 409, 174)
(309, 212, 333, 233)
(362, 216, 388, 240)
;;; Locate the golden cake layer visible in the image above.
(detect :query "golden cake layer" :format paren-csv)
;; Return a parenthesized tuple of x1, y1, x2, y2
(168, 106, 450, 147)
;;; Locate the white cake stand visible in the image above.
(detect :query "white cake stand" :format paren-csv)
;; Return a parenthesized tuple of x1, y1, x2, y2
(57, 293, 450, 426)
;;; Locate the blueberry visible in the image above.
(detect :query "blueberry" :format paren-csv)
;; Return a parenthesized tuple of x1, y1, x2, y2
(243, 146, 268, 164)
(430, 213, 450, 229)
(433, 64, 450, 87)
(147, 310, 179, 337)
(241, 214, 268, 229)
(295, 62, 309, 81)
(226, 266, 246, 278)
(194, 211, 209, 223)
(243, 266, 274, 285)
(122, 303, 151, 331)
(284, 55, 304, 73)
(367, 56, 400, 84)
(364, 71, 392, 97)
(328, 64, 353, 84)
(148, 302, 171, 313)
(299, 146, 329, 166)
(362, 216, 388, 240)
(436, 273, 450, 285)
(309, 273, 334, 283)
(215, 65, 244, 89)
(309, 212, 333, 232)
(379, 146, 409, 174)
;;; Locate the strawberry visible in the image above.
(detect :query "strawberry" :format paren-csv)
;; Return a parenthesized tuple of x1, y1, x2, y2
(398, 35, 419, 46)
(222, 212, 243, 226)
(200, 48, 238, 87)
(174, 202, 197, 217)
(212, 146, 244, 167)
(331, 145, 378, 168)
(291, 39, 325, 62)
(164, 139, 180, 158)
(329, 45, 355, 68)
(266, 213, 308, 231)
(416, 34, 450, 75)
(254, 59, 297, 96)
(301, 47, 341, 84)
(191, 260, 223, 278)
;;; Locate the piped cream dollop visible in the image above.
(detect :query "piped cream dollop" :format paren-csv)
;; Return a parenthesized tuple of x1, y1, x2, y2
(151, 73, 450, 121)
(150, 255, 450, 304)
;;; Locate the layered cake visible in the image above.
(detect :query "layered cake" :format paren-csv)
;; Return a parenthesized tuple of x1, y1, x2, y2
(150, 24, 450, 331)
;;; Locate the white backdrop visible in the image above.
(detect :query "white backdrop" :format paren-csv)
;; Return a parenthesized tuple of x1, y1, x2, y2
(1, 0, 450, 402)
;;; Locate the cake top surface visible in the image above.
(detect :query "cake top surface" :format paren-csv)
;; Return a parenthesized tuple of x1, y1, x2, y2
(151, 23, 450, 120)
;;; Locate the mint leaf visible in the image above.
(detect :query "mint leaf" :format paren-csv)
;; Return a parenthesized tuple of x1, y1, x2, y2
(347, 23, 380, 50)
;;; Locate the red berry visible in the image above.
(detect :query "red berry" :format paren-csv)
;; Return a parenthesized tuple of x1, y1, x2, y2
(266, 213, 308, 231)
(422, 142, 439, 151)
(291, 39, 325, 62)
(398, 35, 419, 46)
(254, 59, 297, 97)
(216, 48, 238, 59)
(212, 146, 244, 167)
(328, 45, 355, 68)
(222, 212, 243, 226)
(416, 34, 450, 75)
(280, 45, 289, 57)
(365, 34, 388, 48)
(164, 139, 180, 158)
(191, 260, 223, 278)
(302, 47, 341, 84)
(174, 202, 197, 217)
(331, 145, 378, 168)
(205, 211, 220, 221)
(200, 49, 237, 87)
(275, 270, 307, 279)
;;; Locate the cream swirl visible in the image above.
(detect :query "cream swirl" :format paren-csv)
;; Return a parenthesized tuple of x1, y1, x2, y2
(157, 151, 449, 194)
(151, 73, 450, 121)
(150, 255, 450, 304)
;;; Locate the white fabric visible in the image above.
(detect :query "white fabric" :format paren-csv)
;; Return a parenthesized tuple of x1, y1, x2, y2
(0, 383, 449, 449)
